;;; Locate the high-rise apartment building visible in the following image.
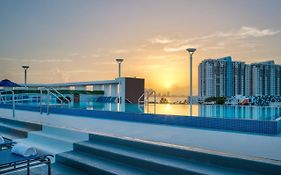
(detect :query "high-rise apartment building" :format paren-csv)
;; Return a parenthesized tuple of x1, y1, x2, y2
(232, 61, 246, 96)
(249, 61, 281, 96)
(199, 56, 229, 98)
(244, 65, 251, 96)
(198, 58, 281, 99)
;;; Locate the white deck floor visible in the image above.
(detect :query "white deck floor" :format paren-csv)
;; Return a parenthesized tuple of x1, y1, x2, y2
(1, 108, 281, 161)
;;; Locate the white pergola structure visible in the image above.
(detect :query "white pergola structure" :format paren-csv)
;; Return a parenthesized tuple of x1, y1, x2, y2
(25, 77, 144, 105)
(27, 78, 123, 103)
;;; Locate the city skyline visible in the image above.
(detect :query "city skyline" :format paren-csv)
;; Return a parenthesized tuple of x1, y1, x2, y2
(198, 57, 281, 99)
(1, 0, 281, 95)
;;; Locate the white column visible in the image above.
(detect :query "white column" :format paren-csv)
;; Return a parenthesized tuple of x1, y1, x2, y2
(104, 85, 111, 97)
(111, 84, 118, 97)
(119, 78, 126, 105)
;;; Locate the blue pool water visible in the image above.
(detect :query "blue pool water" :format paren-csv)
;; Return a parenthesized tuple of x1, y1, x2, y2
(61, 102, 281, 121)
(9, 100, 281, 121)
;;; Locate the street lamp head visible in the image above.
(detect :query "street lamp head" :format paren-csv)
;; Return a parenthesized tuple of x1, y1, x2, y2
(186, 48, 196, 54)
(116, 58, 124, 64)
(22, 65, 29, 69)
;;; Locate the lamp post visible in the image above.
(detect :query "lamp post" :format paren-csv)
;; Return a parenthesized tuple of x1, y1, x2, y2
(115, 58, 124, 78)
(22, 65, 29, 87)
(186, 48, 196, 115)
(115, 58, 124, 107)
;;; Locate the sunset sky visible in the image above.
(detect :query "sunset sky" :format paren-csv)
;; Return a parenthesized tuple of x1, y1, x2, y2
(0, 0, 281, 95)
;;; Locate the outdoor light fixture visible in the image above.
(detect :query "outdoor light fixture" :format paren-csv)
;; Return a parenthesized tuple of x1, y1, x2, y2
(22, 65, 29, 87)
(116, 58, 124, 78)
(186, 48, 196, 115)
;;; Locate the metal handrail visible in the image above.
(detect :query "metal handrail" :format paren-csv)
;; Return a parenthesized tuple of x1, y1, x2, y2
(125, 98, 133, 104)
(0, 87, 71, 116)
(138, 93, 145, 104)
(138, 89, 156, 114)
(0, 93, 37, 104)
(50, 88, 71, 104)
(0, 89, 15, 117)
(38, 87, 70, 115)
(138, 89, 156, 104)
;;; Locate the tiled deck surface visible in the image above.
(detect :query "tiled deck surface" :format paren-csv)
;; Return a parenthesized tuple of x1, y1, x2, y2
(1, 108, 281, 161)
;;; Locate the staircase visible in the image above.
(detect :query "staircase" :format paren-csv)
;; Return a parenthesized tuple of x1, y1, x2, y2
(0, 118, 89, 174)
(15, 125, 88, 157)
(0, 117, 42, 139)
(56, 134, 280, 175)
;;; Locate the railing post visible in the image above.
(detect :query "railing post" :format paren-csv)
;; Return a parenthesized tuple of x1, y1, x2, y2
(12, 91, 15, 118)
(40, 89, 43, 114)
(47, 90, 50, 115)
(153, 91, 156, 114)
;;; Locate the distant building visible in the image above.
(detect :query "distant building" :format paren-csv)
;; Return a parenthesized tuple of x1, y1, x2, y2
(167, 91, 170, 97)
(198, 56, 244, 98)
(249, 61, 281, 96)
(198, 57, 281, 99)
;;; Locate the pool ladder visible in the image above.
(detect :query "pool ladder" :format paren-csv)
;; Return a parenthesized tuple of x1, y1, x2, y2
(138, 89, 156, 113)
(39, 87, 71, 115)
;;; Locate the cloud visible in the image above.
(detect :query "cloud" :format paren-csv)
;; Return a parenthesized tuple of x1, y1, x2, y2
(145, 55, 183, 62)
(0, 57, 17, 61)
(164, 44, 201, 52)
(92, 61, 116, 65)
(157, 26, 280, 52)
(91, 54, 100, 58)
(68, 70, 98, 73)
(69, 53, 80, 57)
(239, 42, 256, 48)
(110, 49, 129, 54)
(237, 26, 280, 38)
(27, 59, 73, 63)
(0, 57, 73, 63)
(200, 26, 280, 40)
(202, 42, 225, 51)
(149, 36, 174, 44)
(148, 55, 174, 60)
(52, 69, 70, 82)
(137, 64, 166, 70)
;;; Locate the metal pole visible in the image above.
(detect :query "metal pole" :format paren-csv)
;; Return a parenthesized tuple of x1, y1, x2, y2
(47, 90, 50, 115)
(190, 53, 193, 115)
(12, 91, 15, 118)
(154, 91, 156, 114)
(116, 58, 123, 78)
(186, 48, 196, 116)
(24, 69, 27, 86)
(22, 66, 29, 87)
(40, 89, 43, 114)
(118, 63, 121, 78)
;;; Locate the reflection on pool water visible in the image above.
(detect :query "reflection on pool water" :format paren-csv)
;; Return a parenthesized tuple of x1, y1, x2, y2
(71, 102, 281, 121)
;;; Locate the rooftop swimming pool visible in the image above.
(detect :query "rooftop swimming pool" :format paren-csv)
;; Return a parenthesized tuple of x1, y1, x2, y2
(1, 101, 281, 134)
(19, 101, 281, 121)
(80, 102, 281, 121)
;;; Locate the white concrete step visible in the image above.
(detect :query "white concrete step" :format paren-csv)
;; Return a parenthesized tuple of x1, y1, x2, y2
(14, 125, 89, 162)
(40, 125, 89, 141)
(74, 141, 258, 175)
(0, 118, 42, 139)
(56, 151, 158, 175)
